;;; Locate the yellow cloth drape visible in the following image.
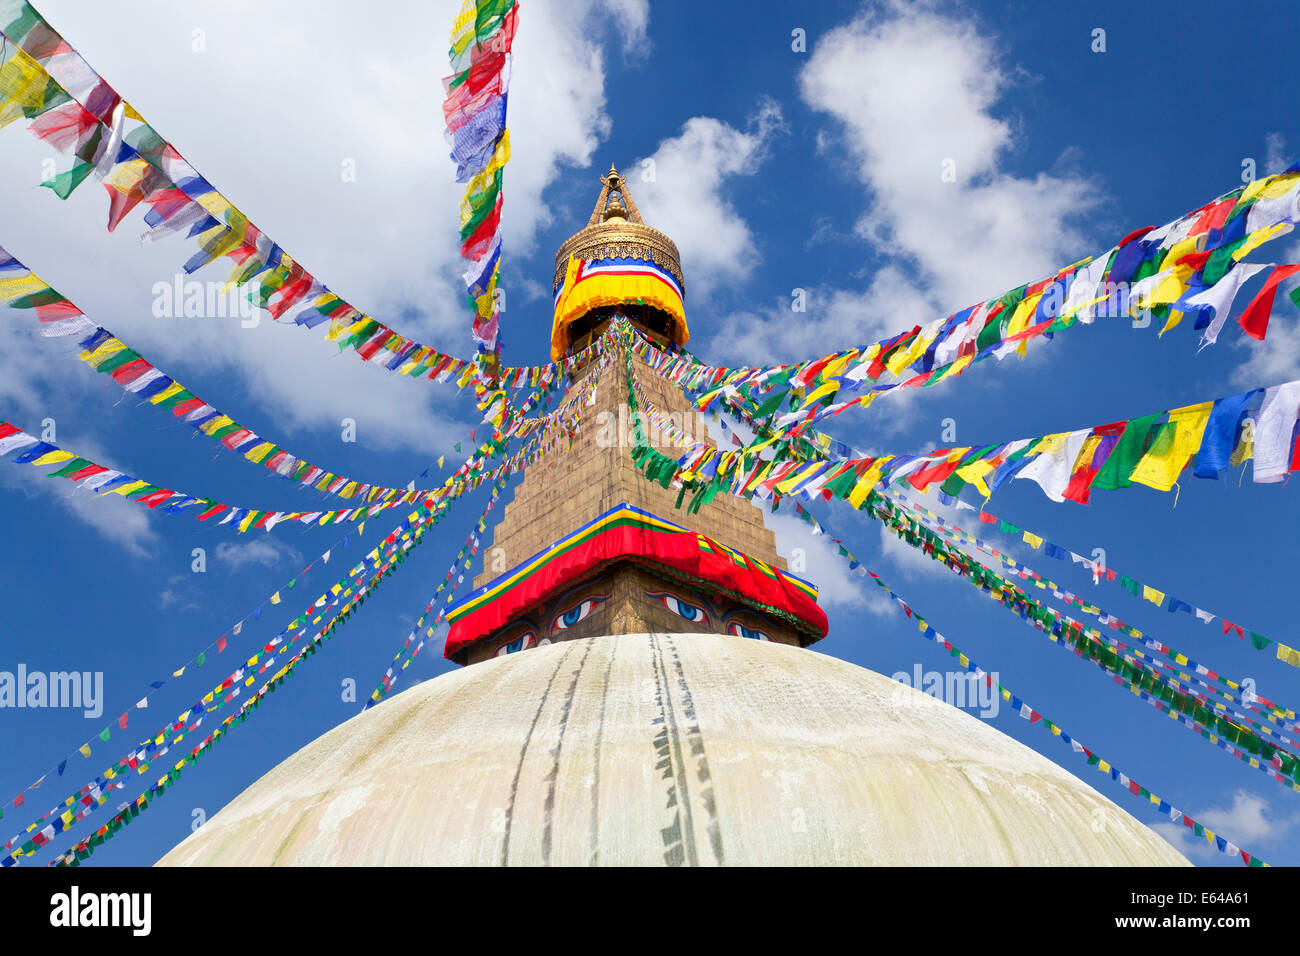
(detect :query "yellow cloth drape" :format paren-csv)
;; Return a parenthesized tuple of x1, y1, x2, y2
(551, 262, 687, 361)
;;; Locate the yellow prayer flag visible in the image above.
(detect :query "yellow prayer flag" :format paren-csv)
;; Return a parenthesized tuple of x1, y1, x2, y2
(799, 380, 840, 410)
(1133, 265, 1193, 311)
(849, 457, 893, 509)
(146, 381, 186, 407)
(1141, 585, 1165, 606)
(955, 458, 998, 497)
(1158, 310, 1183, 338)
(199, 414, 235, 437)
(243, 441, 274, 463)
(1130, 403, 1212, 492)
(81, 337, 127, 368)
(32, 450, 75, 467)
(0, 273, 49, 302)
(106, 479, 147, 497)
(885, 334, 928, 376)
(1234, 221, 1291, 261)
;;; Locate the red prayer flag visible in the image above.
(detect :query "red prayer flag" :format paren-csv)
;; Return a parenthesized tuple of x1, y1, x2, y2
(1117, 224, 1156, 247)
(1238, 264, 1300, 340)
(171, 397, 204, 418)
(109, 357, 152, 385)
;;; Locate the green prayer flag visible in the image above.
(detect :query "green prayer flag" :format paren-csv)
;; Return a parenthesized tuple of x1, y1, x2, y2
(1092, 413, 1163, 490)
(40, 161, 94, 200)
(754, 390, 786, 419)
(47, 457, 92, 478)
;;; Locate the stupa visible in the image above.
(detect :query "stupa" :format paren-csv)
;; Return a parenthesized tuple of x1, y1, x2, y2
(156, 167, 1189, 867)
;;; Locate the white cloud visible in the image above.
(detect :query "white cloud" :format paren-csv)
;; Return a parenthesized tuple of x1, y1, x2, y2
(214, 537, 303, 572)
(52, 485, 158, 558)
(708, 268, 937, 366)
(799, 3, 1101, 305)
(1265, 132, 1289, 175)
(630, 99, 786, 296)
(709, 2, 1101, 376)
(877, 520, 947, 580)
(157, 573, 202, 612)
(768, 510, 890, 614)
(0, 432, 159, 557)
(1151, 790, 1298, 860)
(599, 0, 651, 55)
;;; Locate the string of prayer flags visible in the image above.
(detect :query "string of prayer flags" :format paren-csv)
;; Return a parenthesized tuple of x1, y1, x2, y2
(363, 476, 509, 709)
(861, 492, 1300, 792)
(444, 0, 518, 369)
(860, 558, 1268, 865)
(0, 371, 576, 536)
(760, 490, 1267, 864)
(894, 489, 1300, 670)
(880, 490, 1300, 732)
(9, 498, 443, 867)
(639, 363, 1300, 511)
(0, 418, 431, 533)
(0, 243, 534, 502)
(701, 379, 1300, 743)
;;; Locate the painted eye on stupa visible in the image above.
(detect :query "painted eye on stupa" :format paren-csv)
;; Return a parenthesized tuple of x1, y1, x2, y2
(552, 595, 607, 631)
(726, 622, 772, 642)
(494, 631, 537, 657)
(650, 592, 711, 626)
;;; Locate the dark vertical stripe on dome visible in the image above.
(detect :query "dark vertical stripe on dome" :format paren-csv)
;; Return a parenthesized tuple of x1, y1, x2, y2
(589, 638, 618, 865)
(501, 645, 572, 866)
(665, 635, 723, 864)
(650, 634, 697, 866)
(542, 638, 596, 864)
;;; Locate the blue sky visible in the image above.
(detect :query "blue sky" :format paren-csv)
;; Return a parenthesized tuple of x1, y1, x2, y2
(1, 0, 1298, 866)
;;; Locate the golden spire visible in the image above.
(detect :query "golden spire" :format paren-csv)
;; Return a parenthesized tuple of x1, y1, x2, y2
(587, 163, 644, 226)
